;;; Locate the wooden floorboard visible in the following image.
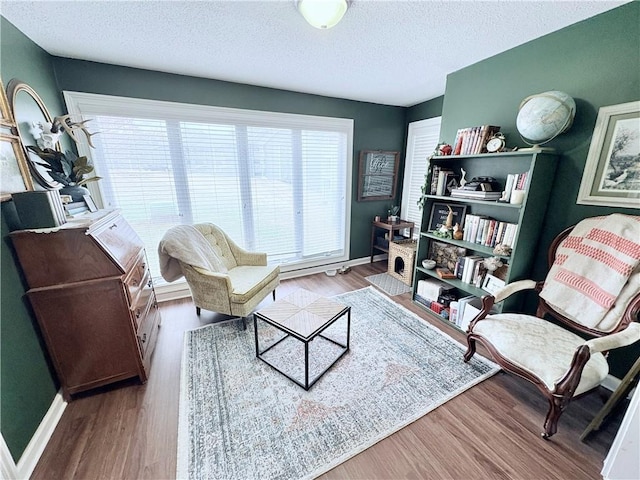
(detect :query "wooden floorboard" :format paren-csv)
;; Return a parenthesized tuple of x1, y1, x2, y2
(31, 261, 623, 479)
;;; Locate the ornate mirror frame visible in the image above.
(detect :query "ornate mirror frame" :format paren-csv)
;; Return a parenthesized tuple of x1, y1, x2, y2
(7, 79, 62, 189)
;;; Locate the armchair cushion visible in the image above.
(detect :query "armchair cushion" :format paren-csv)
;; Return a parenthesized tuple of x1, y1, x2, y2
(473, 314, 609, 396)
(228, 265, 280, 304)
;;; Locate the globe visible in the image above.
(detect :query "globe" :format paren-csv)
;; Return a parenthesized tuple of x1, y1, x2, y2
(516, 90, 576, 147)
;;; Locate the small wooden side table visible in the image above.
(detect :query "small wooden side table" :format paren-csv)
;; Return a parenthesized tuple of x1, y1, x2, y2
(370, 218, 414, 262)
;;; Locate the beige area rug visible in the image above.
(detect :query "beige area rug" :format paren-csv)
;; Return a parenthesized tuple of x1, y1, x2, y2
(177, 286, 498, 479)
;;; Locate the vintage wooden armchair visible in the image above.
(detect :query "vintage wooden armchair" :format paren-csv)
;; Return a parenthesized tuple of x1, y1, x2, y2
(464, 214, 640, 439)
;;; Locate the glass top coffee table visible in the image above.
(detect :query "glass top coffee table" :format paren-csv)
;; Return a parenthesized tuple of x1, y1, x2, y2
(253, 289, 351, 390)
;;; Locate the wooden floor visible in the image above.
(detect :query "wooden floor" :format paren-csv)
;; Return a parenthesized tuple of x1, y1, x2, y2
(32, 261, 623, 479)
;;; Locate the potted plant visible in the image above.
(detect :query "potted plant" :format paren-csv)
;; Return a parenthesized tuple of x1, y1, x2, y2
(388, 205, 400, 222)
(26, 146, 102, 201)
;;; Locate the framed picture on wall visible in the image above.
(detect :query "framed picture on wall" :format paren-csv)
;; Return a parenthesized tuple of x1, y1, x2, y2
(357, 150, 399, 201)
(577, 101, 640, 208)
(1, 133, 34, 201)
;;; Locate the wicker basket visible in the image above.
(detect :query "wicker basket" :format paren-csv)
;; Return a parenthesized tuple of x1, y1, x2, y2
(387, 239, 417, 286)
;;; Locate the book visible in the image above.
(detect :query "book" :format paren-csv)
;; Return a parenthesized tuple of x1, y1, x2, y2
(461, 255, 483, 284)
(436, 267, 456, 279)
(430, 165, 441, 195)
(502, 174, 516, 201)
(484, 219, 497, 247)
(436, 170, 455, 196)
(450, 189, 502, 200)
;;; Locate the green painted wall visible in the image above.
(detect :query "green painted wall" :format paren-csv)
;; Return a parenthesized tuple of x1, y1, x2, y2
(409, 2, 640, 377)
(0, 17, 59, 462)
(51, 57, 408, 259)
(406, 95, 444, 125)
(1, 2, 638, 461)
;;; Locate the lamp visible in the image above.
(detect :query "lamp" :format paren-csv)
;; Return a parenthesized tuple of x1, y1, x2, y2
(296, 0, 349, 29)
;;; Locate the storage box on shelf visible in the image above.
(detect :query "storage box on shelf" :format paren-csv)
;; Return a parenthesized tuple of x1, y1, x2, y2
(412, 150, 557, 331)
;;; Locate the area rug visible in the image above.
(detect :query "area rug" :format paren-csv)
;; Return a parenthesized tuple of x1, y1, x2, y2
(365, 272, 412, 296)
(177, 286, 498, 480)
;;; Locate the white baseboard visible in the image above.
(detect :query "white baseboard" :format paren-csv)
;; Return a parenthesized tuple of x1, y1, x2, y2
(602, 374, 621, 393)
(1, 434, 18, 480)
(13, 391, 67, 480)
(156, 254, 388, 303)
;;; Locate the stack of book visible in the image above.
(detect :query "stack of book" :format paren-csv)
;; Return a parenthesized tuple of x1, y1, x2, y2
(450, 189, 502, 200)
(429, 166, 459, 196)
(65, 201, 89, 217)
(454, 255, 488, 286)
(462, 214, 519, 248)
(452, 125, 500, 155)
(501, 171, 529, 202)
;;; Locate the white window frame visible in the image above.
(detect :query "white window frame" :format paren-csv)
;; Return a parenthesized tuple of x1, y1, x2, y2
(63, 92, 354, 298)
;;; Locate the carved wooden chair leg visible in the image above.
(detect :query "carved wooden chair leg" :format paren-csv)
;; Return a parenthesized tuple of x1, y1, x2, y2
(463, 336, 477, 362)
(196, 306, 201, 316)
(542, 395, 566, 439)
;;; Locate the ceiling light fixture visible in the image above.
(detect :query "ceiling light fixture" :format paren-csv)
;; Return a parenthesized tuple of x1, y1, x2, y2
(296, 0, 349, 29)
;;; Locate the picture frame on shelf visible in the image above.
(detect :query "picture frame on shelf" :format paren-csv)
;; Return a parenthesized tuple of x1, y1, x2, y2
(357, 150, 399, 201)
(427, 202, 467, 232)
(482, 273, 506, 295)
(83, 194, 98, 212)
(577, 101, 640, 208)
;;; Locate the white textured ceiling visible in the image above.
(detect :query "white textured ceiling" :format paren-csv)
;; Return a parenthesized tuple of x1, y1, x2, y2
(1, 0, 628, 107)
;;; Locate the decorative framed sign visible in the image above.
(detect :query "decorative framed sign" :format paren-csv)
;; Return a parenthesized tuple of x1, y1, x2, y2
(577, 101, 640, 208)
(427, 202, 467, 232)
(357, 150, 399, 201)
(83, 194, 98, 212)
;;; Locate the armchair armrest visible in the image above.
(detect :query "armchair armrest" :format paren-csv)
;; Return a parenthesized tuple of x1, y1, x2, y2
(493, 279, 538, 303)
(467, 280, 539, 331)
(226, 237, 267, 266)
(585, 322, 640, 353)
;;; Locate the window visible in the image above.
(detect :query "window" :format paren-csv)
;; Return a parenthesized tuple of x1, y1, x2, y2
(64, 92, 353, 286)
(400, 117, 442, 231)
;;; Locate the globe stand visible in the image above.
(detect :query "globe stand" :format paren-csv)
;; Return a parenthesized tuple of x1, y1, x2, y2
(515, 146, 556, 153)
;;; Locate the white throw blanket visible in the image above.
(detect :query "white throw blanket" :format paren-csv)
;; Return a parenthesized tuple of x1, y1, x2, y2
(540, 214, 640, 328)
(158, 225, 226, 282)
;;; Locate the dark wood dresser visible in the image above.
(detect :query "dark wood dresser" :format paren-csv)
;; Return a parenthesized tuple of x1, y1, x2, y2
(10, 209, 161, 401)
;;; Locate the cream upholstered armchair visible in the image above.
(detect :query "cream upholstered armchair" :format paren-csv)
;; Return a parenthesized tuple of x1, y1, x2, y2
(158, 223, 280, 328)
(464, 214, 640, 439)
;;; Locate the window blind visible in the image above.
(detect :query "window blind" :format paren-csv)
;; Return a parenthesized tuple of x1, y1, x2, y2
(64, 92, 353, 283)
(400, 117, 442, 232)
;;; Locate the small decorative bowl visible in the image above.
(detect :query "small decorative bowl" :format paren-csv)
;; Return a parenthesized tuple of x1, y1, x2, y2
(422, 259, 436, 270)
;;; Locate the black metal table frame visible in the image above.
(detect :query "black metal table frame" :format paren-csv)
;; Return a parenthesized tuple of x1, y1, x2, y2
(254, 306, 351, 391)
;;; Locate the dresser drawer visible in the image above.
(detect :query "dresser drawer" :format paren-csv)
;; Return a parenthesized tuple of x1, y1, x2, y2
(137, 299, 160, 362)
(125, 254, 151, 309)
(90, 214, 144, 272)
